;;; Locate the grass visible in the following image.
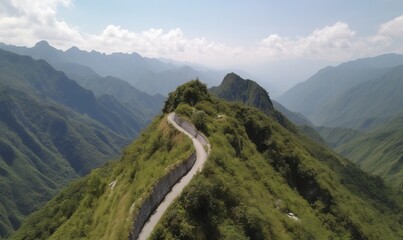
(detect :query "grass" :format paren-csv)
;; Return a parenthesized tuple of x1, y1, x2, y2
(11, 115, 193, 240)
(12, 80, 403, 240)
(151, 80, 403, 239)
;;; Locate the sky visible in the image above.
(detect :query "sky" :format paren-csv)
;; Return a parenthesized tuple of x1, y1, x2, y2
(1, 0, 403, 94)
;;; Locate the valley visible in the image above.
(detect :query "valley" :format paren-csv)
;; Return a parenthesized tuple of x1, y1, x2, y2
(0, 30, 402, 240)
(2, 2, 403, 239)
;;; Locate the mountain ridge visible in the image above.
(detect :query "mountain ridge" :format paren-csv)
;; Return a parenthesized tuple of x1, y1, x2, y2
(0, 49, 148, 238)
(12, 80, 403, 239)
(277, 53, 403, 125)
(0, 41, 221, 96)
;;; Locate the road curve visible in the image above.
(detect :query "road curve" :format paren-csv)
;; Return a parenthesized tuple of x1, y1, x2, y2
(137, 113, 210, 240)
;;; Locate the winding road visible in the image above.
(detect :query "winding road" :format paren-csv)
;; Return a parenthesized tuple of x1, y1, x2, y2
(137, 113, 210, 240)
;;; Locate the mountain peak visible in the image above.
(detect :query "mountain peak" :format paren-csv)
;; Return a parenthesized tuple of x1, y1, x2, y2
(210, 72, 274, 114)
(34, 40, 50, 48)
(163, 79, 211, 113)
(66, 46, 81, 52)
(222, 72, 242, 83)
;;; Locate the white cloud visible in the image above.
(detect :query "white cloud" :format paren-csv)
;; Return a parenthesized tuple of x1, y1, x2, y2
(1, 1, 403, 68)
(80, 25, 242, 67)
(379, 15, 403, 38)
(258, 22, 358, 60)
(0, 0, 81, 47)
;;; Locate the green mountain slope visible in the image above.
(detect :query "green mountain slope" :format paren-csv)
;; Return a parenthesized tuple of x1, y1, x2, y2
(318, 115, 403, 189)
(156, 81, 403, 239)
(210, 73, 322, 143)
(12, 115, 193, 240)
(315, 126, 363, 148)
(0, 50, 145, 238)
(13, 80, 403, 240)
(210, 72, 274, 115)
(0, 42, 165, 123)
(277, 54, 403, 125)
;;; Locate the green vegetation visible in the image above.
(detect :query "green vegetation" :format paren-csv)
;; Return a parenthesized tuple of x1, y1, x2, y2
(163, 79, 211, 114)
(210, 73, 321, 144)
(12, 116, 193, 240)
(0, 49, 147, 238)
(209, 73, 296, 133)
(11, 79, 403, 239)
(277, 54, 403, 191)
(315, 126, 363, 148)
(152, 81, 402, 239)
(318, 116, 403, 189)
(210, 73, 274, 115)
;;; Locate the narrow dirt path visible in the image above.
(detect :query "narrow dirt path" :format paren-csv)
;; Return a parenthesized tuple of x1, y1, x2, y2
(137, 113, 209, 240)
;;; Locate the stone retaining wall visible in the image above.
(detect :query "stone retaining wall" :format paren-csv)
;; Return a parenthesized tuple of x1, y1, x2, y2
(129, 113, 207, 240)
(129, 153, 196, 239)
(173, 114, 209, 147)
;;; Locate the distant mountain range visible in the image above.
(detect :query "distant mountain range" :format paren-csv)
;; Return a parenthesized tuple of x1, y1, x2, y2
(317, 64, 403, 129)
(277, 53, 403, 128)
(0, 49, 150, 237)
(12, 80, 403, 239)
(1, 41, 402, 239)
(0, 41, 223, 95)
(277, 54, 403, 190)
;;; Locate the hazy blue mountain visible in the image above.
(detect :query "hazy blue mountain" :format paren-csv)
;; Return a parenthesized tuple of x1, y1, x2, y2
(75, 76, 165, 121)
(135, 65, 219, 95)
(0, 42, 166, 120)
(272, 100, 313, 126)
(277, 54, 403, 125)
(0, 49, 146, 237)
(276, 54, 403, 190)
(318, 65, 403, 129)
(0, 41, 221, 96)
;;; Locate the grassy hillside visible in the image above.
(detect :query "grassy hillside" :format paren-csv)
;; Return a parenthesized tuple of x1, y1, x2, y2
(315, 126, 363, 148)
(210, 73, 321, 144)
(14, 80, 403, 239)
(12, 116, 193, 240)
(210, 72, 274, 115)
(155, 81, 403, 239)
(330, 116, 403, 189)
(0, 49, 146, 238)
